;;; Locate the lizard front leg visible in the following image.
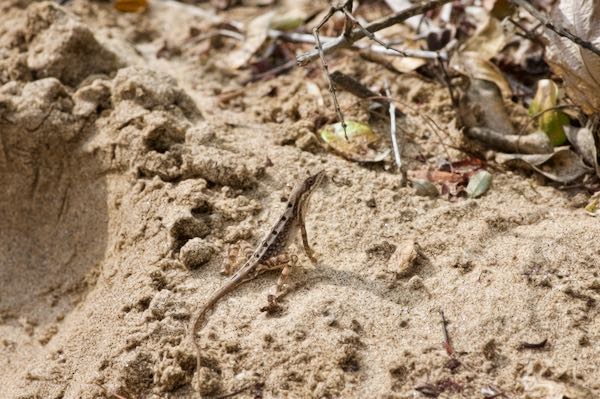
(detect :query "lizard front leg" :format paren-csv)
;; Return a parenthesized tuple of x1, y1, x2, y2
(299, 200, 317, 264)
(221, 241, 253, 275)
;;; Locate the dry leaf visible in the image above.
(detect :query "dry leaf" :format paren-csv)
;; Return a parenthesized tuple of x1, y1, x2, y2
(319, 121, 389, 163)
(564, 124, 600, 176)
(412, 179, 439, 197)
(466, 170, 492, 198)
(461, 15, 506, 60)
(459, 79, 515, 134)
(496, 147, 592, 183)
(408, 169, 467, 197)
(451, 52, 512, 97)
(585, 192, 600, 216)
(545, 1, 600, 114)
(114, 0, 148, 12)
(225, 11, 275, 70)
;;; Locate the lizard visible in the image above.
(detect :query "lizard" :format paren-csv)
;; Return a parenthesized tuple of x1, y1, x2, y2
(190, 170, 325, 379)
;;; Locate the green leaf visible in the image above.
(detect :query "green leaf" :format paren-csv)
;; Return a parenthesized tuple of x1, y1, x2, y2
(319, 121, 389, 162)
(529, 80, 568, 146)
(466, 170, 492, 198)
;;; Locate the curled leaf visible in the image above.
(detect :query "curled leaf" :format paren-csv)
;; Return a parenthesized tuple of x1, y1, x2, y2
(466, 170, 492, 198)
(564, 125, 600, 177)
(545, 0, 600, 114)
(319, 121, 389, 162)
(496, 147, 592, 183)
(529, 80, 569, 146)
(451, 51, 512, 97)
(226, 11, 275, 70)
(461, 16, 506, 60)
(114, 0, 148, 12)
(459, 79, 515, 134)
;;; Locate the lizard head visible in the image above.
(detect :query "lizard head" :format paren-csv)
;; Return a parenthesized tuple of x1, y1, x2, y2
(303, 170, 326, 192)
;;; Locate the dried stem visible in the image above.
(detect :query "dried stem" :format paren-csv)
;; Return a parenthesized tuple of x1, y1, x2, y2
(271, 30, 443, 59)
(508, 0, 600, 57)
(440, 310, 454, 356)
(342, 8, 411, 58)
(384, 80, 402, 170)
(313, 7, 347, 138)
(297, 0, 453, 66)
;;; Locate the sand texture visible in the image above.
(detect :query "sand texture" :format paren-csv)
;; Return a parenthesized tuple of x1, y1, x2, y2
(1, 1, 599, 398)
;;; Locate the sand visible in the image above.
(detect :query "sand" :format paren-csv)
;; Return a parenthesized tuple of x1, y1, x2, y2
(0, 1, 599, 398)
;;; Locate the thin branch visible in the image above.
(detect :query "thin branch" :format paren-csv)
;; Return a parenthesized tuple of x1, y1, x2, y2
(313, 7, 347, 138)
(508, 0, 600, 57)
(296, 0, 453, 66)
(342, 8, 411, 58)
(271, 30, 443, 60)
(384, 80, 402, 170)
(440, 310, 454, 356)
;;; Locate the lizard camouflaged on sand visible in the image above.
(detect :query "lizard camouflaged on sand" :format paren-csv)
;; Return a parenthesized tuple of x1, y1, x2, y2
(190, 170, 325, 377)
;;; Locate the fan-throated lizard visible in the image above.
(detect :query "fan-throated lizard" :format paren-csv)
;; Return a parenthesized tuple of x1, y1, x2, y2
(191, 170, 325, 378)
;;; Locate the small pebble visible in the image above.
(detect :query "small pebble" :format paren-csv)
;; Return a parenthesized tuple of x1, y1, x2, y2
(179, 238, 214, 269)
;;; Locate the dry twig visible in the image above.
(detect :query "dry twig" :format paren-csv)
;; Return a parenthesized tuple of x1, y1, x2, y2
(296, 0, 453, 66)
(269, 30, 442, 60)
(312, 1, 353, 137)
(384, 80, 402, 170)
(440, 310, 454, 356)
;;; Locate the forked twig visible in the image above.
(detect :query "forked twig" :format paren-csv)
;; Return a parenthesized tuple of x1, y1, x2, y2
(297, 0, 453, 66)
(269, 30, 443, 60)
(341, 8, 411, 58)
(312, 3, 350, 138)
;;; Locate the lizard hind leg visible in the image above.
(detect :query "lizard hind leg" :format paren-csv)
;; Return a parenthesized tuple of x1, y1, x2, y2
(261, 253, 298, 306)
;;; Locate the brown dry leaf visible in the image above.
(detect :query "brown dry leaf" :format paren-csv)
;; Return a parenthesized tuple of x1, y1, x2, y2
(408, 169, 467, 197)
(545, 1, 600, 114)
(451, 52, 512, 97)
(461, 15, 506, 60)
(564, 124, 600, 176)
(496, 147, 592, 183)
(459, 78, 515, 134)
(392, 56, 427, 73)
(485, 0, 516, 19)
(225, 11, 275, 70)
(114, 0, 148, 12)
(452, 11, 511, 97)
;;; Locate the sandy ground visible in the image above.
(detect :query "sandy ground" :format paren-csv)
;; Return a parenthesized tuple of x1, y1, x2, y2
(1, 1, 599, 398)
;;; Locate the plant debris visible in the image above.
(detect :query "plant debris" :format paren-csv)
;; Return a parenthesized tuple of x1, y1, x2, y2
(319, 121, 390, 163)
